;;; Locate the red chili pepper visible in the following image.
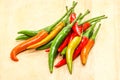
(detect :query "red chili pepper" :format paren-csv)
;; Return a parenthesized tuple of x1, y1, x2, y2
(58, 32, 71, 52)
(70, 12, 82, 36)
(82, 22, 91, 31)
(70, 12, 76, 23)
(55, 22, 97, 68)
(81, 24, 101, 65)
(72, 22, 82, 36)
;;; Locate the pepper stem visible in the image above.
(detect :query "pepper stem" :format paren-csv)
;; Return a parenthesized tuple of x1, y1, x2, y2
(62, 2, 78, 24)
(91, 24, 101, 40)
(80, 15, 105, 25)
(45, 2, 78, 33)
(78, 9, 90, 24)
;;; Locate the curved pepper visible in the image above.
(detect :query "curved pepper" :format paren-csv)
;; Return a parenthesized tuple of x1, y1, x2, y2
(81, 24, 101, 65)
(27, 22, 65, 49)
(66, 36, 82, 74)
(10, 30, 48, 61)
(49, 13, 81, 73)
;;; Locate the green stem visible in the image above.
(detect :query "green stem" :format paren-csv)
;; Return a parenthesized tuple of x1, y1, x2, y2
(78, 9, 90, 24)
(89, 16, 107, 23)
(44, 2, 78, 33)
(80, 15, 105, 25)
(91, 24, 101, 40)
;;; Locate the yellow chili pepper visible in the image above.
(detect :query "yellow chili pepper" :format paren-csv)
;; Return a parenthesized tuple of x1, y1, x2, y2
(27, 22, 65, 49)
(66, 35, 82, 74)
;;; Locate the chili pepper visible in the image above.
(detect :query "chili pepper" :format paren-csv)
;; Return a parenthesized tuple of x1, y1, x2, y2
(49, 13, 81, 73)
(70, 12, 76, 23)
(57, 10, 89, 54)
(80, 24, 101, 65)
(18, 30, 39, 37)
(16, 34, 30, 40)
(58, 32, 71, 52)
(61, 46, 67, 55)
(45, 48, 50, 52)
(82, 22, 91, 31)
(27, 21, 66, 49)
(10, 30, 48, 61)
(66, 35, 82, 74)
(26, 2, 78, 49)
(36, 40, 52, 50)
(73, 22, 98, 59)
(71, 10, 90, 36)
(54, 22, 97, 68)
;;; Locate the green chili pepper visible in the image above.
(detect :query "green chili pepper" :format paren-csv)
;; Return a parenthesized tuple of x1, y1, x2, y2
(48, 13, 82, 73)
(18, 30, 39, 37)
(16, 35, 30, 40)
(36, 40, 53, 50)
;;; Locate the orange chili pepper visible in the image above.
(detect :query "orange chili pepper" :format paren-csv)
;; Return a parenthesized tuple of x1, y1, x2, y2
(80, 24, 101, 65)
(10, 30, 48, 61)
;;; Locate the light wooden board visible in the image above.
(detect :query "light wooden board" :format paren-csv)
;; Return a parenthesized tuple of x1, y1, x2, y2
(0, 0, 120, 80)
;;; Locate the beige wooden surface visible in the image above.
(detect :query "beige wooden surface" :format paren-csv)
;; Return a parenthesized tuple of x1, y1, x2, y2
(0, 0, 120, 80)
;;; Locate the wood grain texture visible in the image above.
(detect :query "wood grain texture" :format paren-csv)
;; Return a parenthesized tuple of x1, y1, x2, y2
(0, 0, 120, 80)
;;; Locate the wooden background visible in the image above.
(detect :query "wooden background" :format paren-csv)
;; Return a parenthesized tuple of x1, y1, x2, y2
(0, 0, 120, 80)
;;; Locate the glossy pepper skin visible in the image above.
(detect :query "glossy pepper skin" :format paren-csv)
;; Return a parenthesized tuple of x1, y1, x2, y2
(10, 30, 48, 61)
(54, 22, 98, 68)
(36, 40, 52, 50)
(70, 12, 76, 23)
(48, 13, 81, 73)
(27, 22, 65, 49)
(57, 12, 76, 53)
(57, 10, 89, 53)
(66, 36, 82, 74)
(82, 22, 91, 31)
(58, 32, 71, 52)
(81, 24, 101, 65)
(71, 10, 90, 36)
(26, 2, 78, 49)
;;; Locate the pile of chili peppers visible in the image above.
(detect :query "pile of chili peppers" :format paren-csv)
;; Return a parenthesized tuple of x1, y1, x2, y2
(10, 1, 107, 74)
